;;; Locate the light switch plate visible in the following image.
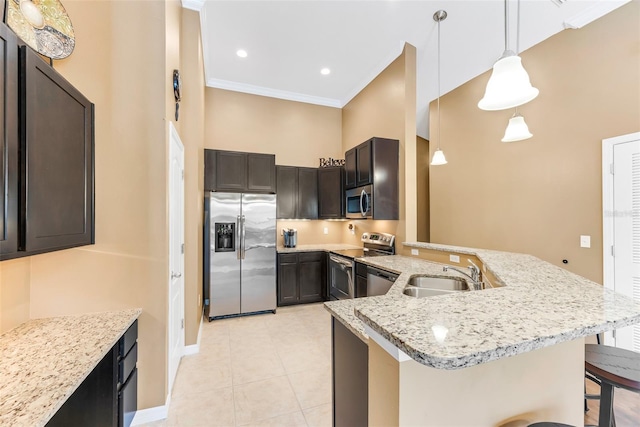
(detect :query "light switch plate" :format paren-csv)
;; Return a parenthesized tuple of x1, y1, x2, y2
(411, 249, 419, 256)
(580, 235, 591, 248)
(450, 254, 460, 263)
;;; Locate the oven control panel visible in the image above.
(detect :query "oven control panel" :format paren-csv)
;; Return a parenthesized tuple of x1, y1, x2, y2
(361, 232, 395, 248)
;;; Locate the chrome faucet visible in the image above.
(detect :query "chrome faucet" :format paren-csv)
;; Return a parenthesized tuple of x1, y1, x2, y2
(443, 259, 483, 290)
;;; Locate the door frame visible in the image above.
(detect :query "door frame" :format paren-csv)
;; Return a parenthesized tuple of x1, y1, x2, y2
(168, 122, 185, 394)
(602, 131, 640, 345)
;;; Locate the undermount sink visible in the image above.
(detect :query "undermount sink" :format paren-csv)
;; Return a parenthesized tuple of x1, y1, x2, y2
(407, 276, 469, 291)
(403, 275, 470, 298)
(403, 287, 460, 298)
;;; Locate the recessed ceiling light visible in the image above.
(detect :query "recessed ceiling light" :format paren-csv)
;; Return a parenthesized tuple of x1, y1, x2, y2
(320, 68, 331, 75)
(236, 49, 247, 58)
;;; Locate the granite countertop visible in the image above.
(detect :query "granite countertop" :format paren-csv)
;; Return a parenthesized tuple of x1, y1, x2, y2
(0, 309, 142, 427)
(324, 242, 640, 370)
(277, 243, 361, 253)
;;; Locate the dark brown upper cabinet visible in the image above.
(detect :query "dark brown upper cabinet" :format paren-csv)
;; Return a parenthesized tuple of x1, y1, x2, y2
(344, 148, 356, 189)
(297, 167, 318, 219)
(247, 153, 276, 192)
(1, 26, 95, 262)
(318, 166, 344, 219)
(204, 149, 276, 194)
(345, 137, 399, 220)
(21, 46, 95, 254)
(276, 166, 318, 219)
(0, 24, 19, 259)
(356, 140, 372, 187)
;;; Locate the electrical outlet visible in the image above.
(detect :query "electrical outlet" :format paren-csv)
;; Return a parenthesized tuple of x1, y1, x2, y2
(449, 254, 460, 263)
(411, 248, 419, 256)
(580, 235, 591, 248)
(323, 227, 329, 235)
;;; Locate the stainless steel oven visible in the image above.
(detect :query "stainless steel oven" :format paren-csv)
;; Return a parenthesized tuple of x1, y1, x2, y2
(329, 254, 354, 300)
(345, 185, 372, 219)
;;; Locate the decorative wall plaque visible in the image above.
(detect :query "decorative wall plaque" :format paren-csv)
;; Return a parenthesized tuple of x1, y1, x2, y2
(319, 158, 345, 168)
(6, 0, 75, 59)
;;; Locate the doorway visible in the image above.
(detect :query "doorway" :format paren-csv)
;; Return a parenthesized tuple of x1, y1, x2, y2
(602, 132, 640, 351)
(168, 122, 185, 394)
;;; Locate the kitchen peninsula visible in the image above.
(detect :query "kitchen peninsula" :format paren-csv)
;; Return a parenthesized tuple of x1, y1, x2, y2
(325, 242, 640, 426)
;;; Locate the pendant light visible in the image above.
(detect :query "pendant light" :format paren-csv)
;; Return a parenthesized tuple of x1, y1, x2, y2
(501, 0, 533, 142)
(430, 10, 447, 166)
(478, 0, 538, 111)
(502, 109, 532, 142)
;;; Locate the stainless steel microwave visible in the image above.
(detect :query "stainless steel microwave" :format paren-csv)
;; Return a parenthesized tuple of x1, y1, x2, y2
(345, 185, 372, 219)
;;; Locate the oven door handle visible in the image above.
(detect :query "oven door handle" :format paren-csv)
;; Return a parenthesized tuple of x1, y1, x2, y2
(330, 255, 353, 269)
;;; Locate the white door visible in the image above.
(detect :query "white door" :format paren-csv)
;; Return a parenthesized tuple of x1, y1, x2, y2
(603, 132, 640, 351)
(168, 122, 185, 393)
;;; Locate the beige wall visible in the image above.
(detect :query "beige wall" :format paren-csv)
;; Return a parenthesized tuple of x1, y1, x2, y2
(369, 339, 584, 426)
(180, 10, 206, 345)
(429, 1, 640, 284)
(0, 258, 30, 332)
(205, 88, 342, 167)
(341, 44, 417, 249)
(416, 136, 430, 242)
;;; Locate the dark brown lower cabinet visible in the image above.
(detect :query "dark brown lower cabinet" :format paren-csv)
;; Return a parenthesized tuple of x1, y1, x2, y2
(355, 261, 368, 298)
(46, 321, 138, 427)
(332, 317, 368, 427)
(277, 251, 326, 306)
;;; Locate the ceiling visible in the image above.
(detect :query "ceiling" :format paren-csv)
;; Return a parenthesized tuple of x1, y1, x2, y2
(184, 0, 629, 139)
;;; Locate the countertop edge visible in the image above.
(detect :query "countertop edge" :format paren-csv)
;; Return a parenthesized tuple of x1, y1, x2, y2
(356, 309, 640, 370)
(323, 303, 368, 344)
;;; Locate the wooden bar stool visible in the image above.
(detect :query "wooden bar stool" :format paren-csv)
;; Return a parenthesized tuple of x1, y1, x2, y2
(585, 344, 640, 427)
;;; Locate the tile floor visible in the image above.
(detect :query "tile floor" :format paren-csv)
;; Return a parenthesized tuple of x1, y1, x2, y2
(143, 303, 332, 427)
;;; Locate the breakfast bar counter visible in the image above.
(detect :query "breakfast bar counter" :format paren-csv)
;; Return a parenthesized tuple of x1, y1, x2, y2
(326, 243, 640, 368)
(324, 242, 640, 425)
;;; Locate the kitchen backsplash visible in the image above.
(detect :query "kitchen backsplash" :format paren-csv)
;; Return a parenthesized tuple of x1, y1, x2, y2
(276, 219, 400, 247)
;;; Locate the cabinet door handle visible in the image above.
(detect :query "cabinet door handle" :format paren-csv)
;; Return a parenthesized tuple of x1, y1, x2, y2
(171, 271, 182, 279)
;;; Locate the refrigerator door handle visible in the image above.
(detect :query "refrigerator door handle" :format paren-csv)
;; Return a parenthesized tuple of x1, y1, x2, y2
(236, 215, 242, 260)
(241, 215, 246, 259)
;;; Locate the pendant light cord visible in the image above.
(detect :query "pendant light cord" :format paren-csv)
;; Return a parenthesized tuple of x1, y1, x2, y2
(504, 0, 509, 52)
(437, 16, 441, 151)
(516, 0, 520, 55)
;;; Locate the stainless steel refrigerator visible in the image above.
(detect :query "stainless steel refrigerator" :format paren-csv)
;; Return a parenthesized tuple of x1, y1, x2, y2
(204, 192, 277, 320)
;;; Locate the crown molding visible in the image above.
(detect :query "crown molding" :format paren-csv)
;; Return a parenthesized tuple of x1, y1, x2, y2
(563, 0, 630, 29)
(206, 78, 342, 108)
(182, 0, 205, 12)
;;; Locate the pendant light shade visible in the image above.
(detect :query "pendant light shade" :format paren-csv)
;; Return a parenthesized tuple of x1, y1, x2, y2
(478, 53, 539, 111)
(431, 149, 448, 165)
(478, 0, 538, 111)
(501, 113, 532, 142)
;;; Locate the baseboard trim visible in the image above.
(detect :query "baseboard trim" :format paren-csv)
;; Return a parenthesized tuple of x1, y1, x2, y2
(183, 314, 203, 356)
(131, 315, 205, 425)
(130, 402, 168, 426)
